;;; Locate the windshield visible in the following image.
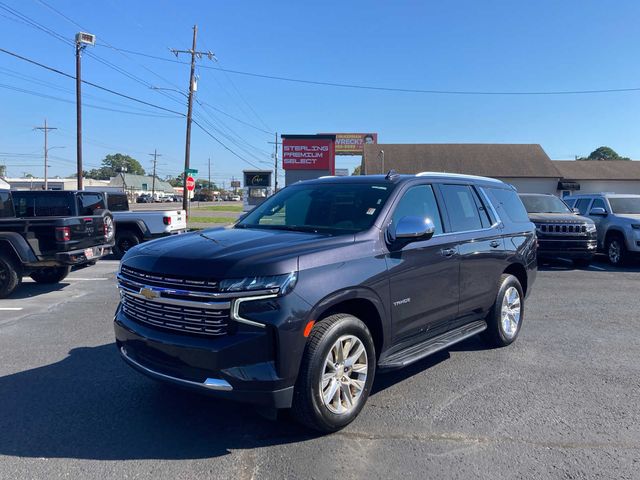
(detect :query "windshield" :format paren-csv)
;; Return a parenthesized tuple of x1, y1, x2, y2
(237, 182, 394, 234)
(520, 195, 571, 214)
(609, 197, 640, 214)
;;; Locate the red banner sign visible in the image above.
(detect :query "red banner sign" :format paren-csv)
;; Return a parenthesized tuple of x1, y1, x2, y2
(282, 138, 335, 171)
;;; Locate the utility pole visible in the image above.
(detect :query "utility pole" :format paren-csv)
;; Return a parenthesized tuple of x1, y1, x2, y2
(208, 157, 211, 189)
(268, 133, 281, 192)
(170, 25, 214, 211)
(34, 119, 57, 190)
(74, 32, 95, 190)
(148, 149, 162, 199)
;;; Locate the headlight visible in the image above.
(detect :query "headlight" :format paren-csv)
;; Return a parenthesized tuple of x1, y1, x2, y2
(631, 224, 640, 230)
(585, 223, 597, 232)
(219, 272, 298, 294)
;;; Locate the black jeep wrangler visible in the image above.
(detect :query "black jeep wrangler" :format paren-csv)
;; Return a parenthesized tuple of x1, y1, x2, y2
(0, 189, 115, 298)
(115, 173, 536, 432)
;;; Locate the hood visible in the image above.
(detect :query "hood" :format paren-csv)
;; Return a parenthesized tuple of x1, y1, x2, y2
(528, 213, 594, 224)
(613, 214, 640, 222)
(122, 226, 357, 279)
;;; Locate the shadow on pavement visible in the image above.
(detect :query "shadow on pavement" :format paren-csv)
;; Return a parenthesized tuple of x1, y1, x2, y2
(0, 343, 317, 460)
(4, 281, 69, 300)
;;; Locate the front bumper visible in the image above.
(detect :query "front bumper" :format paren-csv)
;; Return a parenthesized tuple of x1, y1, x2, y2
(114, 306, 296, 408)
(536, 237, 597, 260)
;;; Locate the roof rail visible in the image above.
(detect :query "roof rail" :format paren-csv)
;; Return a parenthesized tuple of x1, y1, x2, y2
(415, 172, 503, 184)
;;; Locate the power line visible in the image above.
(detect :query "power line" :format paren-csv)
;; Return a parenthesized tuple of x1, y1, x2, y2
(0, 47, 185, 115)
(191, 119, 262, 170)
(94, 44, 640, 96)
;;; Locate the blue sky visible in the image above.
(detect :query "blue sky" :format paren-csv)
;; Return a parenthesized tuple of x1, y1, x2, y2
(1, 0, 639, 183)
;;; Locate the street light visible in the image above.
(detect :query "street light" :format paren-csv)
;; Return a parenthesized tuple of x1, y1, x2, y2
(75, 31, 95, 190)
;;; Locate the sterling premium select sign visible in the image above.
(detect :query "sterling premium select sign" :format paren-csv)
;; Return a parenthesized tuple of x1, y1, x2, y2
(282, 136, 335, 172)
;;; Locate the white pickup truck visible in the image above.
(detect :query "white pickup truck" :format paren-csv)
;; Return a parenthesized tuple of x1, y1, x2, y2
(101, 192, 187, 258)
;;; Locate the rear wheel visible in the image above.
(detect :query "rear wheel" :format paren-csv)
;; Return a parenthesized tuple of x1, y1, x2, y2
(0, 253, 21, 298)
(113, 231, 141, 259)
(30, 266, 71, 284)
(291, 313, 376, 433)
(483, 274, 524, 347)
(606, 234, 627, 266)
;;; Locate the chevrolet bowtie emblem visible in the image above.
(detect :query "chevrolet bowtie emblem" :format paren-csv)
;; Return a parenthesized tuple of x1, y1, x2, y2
(140, 287, 159, 300)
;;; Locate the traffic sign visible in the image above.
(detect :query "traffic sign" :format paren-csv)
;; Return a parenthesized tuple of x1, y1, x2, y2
(186, 176, 196, 192)
(185, 168, 199, 175)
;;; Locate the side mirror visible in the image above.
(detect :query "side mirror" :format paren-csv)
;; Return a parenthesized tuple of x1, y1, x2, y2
(572, 208, 581, 214)
(393, 216, 436, 242)
(589, 207, 607, 216)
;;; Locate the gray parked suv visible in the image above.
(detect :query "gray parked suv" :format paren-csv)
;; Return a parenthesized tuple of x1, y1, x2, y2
(564, 193, 640, 265)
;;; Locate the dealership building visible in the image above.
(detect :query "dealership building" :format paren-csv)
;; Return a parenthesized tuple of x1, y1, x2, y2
(361, 143, 640, 197)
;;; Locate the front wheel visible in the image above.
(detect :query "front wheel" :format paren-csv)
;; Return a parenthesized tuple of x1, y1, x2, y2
(291, 313, 376, 433)
(606, 235, 627, 266)
(30, 266, 71, 284)
(483, 274, 524, 347)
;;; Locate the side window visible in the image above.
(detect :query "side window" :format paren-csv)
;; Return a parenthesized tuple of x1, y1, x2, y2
(484, 187, 530, 223)
(107, 194, 129, 212)
(0, 192, 14, 218)
(591, 198, 606, 212)
(78, 194, 106, 216)
(575, 198, 591, 215)
(392, 184, 444, 235)
(439, 184, 485, 232)
(471, 187, 493, 228)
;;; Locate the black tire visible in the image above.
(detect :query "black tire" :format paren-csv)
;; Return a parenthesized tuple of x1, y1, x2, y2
(0, 253, 21, 299)
(291, 313, 376, 433)
(572, 258, 591, 268)
(606, 234, 627, 266)
(483, 274, 524, 348)
(113, 231, 141, 259)
(30, 266, 71, 284)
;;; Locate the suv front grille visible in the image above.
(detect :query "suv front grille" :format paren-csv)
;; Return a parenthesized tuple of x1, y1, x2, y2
(537, 224, 587, 234)
(120, 291, 230, 337)
(120, 266, 219, 294)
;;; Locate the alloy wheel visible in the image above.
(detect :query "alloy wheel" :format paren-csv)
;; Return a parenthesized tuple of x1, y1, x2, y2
(500, 286, 521, 339)
(320, 335, 368, 415)
(608, 240, 621, 264)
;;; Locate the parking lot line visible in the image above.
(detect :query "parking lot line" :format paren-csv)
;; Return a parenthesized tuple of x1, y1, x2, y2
(589, 264, 606, 271)
(65, 278, 110, 281)
(0, 307, 23, 311)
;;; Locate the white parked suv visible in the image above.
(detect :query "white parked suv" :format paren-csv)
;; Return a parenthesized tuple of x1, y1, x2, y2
(564, 193, 640, 265)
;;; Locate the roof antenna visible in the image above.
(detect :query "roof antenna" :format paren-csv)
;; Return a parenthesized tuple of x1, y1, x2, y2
(385, 169, 398, 180)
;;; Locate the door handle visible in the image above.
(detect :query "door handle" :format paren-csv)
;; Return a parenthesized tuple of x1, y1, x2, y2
(441, 247, 457, 257)
(489, 240, 500, 248)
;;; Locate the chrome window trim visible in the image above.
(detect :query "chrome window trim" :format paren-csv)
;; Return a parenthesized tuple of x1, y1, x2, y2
(231, 294, 279, 328)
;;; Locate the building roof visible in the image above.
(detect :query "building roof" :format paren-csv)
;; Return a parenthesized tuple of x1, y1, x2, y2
(362, 144, 561, 178)
(109, 173, 174, 193)
(553, 160, 640, 180)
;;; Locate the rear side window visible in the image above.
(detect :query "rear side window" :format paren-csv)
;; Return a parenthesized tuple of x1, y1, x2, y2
(574, 198, 591, 215)
(439, 184, 486, 232)
(0, 192, 14, 217)
(392, 184, 444, 235)
(107, 194, 128, 211)
(485, 187, 530, 223)
(78, 193, 106, 215)
(12, 192, 74, 217)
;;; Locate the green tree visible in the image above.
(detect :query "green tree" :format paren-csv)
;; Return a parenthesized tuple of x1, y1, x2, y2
(578, 146, 630, 161)
(85, 153, 146, 180)
(0, 165, 5, 177)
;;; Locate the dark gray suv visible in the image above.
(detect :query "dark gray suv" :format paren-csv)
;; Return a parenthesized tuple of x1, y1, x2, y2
(114, 173, 537, 432)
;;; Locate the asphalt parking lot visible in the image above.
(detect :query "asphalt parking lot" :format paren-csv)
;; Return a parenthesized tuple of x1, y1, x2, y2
(0, 258, 638, 479)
